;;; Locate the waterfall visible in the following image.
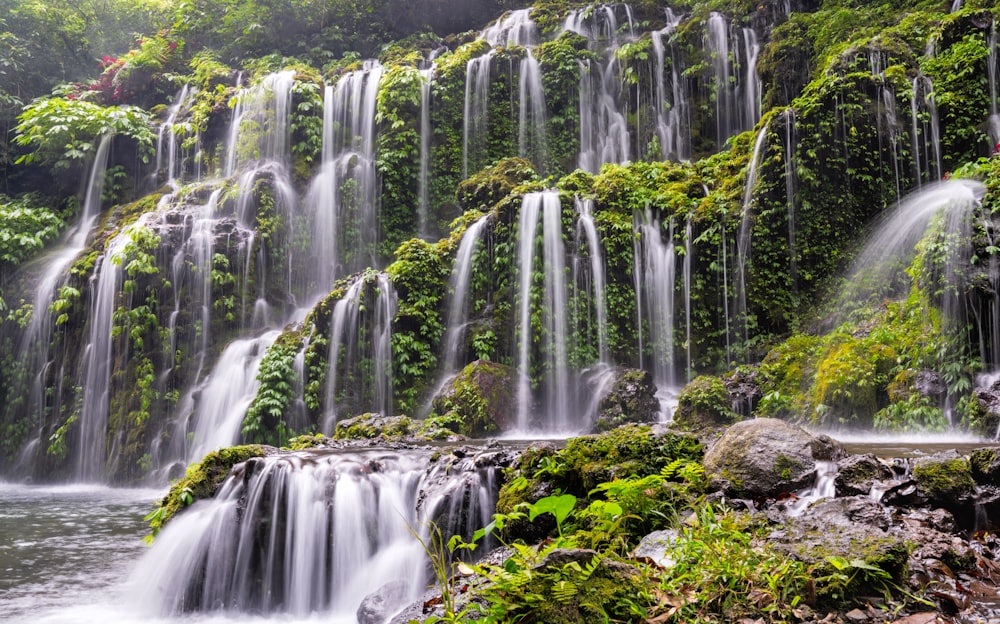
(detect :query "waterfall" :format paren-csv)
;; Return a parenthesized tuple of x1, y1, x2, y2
(462, 9, 548, 176)
(224, 70, 295, 176)
(705, 13, 760, 148)
(11, 136, 112, 452)
(652, 9, 689, 162)
(836, 179, 985, 317)
(418, 65, 435, 239)
(911, 75, 942, 186)
(635, 208, 678, 418)
(734, 125, 769, 361)
(185, 331, 282, 463)
(305, 62, 383, 280)
(324, 273, 397, 430)
(441, 216, 490, 377)
(573, 197, 608, 364)
(518, 51, 548, 172)
(567, 5, 632, 173)
(462, 52, 494, 179)
(76, 216, 151, 481)
(131, 447, 502, 618)
(783, 109, 799, 291)
(515, 192, 573, 433)
(154, 85, 197, 189)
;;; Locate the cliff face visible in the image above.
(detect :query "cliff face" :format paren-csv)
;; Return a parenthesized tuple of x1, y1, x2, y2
(1, 0, 999, 482)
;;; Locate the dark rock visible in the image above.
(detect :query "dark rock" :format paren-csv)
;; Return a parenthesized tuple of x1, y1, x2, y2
(770, 496, 909, 604)
(969, 447, 1000, 486)
(724, 367, 763, 418)
(431, 360, 516, 436)
(357, 580, 411, 624)
(836, 454, 894, 497)
(703, 418, 828, 498)
(593, 368, 659, 432)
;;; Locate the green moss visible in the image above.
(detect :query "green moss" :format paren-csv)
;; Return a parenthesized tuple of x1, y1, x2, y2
(146, 445, 267, 537)
(913, 457, 976, 503)
(673, 375, 736, 429)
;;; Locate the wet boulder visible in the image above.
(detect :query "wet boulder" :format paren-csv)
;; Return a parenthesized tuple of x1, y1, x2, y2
(703, 418, 844, 498)
(673, 375, 739, 431)
(357, 580, 411, 624)
(592, 368, 659, 432)
(769, 496, 909, 606)
(835, 453, 895, 497)
(430, 360, 516, 437)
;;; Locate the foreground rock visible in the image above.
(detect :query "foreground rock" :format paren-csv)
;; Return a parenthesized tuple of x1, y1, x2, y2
(703, 418, 845, 499)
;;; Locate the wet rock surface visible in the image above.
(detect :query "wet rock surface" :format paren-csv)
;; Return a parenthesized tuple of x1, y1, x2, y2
(703, 418, 844, 498)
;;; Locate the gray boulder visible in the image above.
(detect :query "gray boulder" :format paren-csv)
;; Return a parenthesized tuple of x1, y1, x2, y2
(703, 418, 844, 498)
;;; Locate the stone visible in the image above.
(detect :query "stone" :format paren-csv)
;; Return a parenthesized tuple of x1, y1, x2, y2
(633, 530, 680, 568)
(835, 454, 895, 497)
(673, 375, 739, 431)
(357, 580, 411, 624)
(430, 359, 516, 436)
(592, 368, 659, 432)
(702, 418, 841, 498)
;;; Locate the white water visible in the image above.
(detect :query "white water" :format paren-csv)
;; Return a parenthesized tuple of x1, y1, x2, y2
(131, 448, 500, 619)
(733, 125, 768, 361)
(323, 273, 397, 430)
(11, 136, 112, 456)
(441, 216, 490, 377)
(635, 209, 679, 418)
(515, 192, 573, 433)
(77, 216, 151, 481)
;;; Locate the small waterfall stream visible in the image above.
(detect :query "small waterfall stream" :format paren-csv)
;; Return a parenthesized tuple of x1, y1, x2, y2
(131, 447, 505, 619)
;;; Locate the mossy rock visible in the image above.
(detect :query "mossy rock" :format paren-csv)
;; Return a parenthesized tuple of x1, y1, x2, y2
(969, 447, 1000, 486)
(772, 497, 909, 608)
(673, 375, 738, 430)
(593, 368, 659, 432)
(430, 359, 516, 437)
(496, 426, 703, 541)
(703, 418, 843, 499)
(334, 414, 416, 441)
(912, 456, 976, 506)
(147, 444, 269, 537)
(456, 157, 537, 211)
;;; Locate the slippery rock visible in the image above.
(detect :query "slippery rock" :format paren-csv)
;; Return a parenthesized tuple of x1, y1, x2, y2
(593, 368, 659, 432)
(357, 580, 411, 624)
(430, 359, 516, 436)
(835, 453, 895, 497)
(703, 418, 844, 498)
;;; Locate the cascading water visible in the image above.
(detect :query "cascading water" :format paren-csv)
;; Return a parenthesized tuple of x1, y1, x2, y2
(131, 447, 504, 619)
(835, 180, 985, 326)
(154, 85, 197, 189)
(463, 9, 547, 176)
(324, 273, 397, 431)
(651, 9, 690, 162)
(9, 136, 112, 465)
(733, 124, 769, 362)
(565, 5, 633, 172)
(76, 216, 151, 481)
(705, 12, 760, 148)
(635, 208, 679, 418)
(515, 192, 573, 433)
(183, 330, 282, 464)
(440, 216, 491, 378)
(783, 108, 799, 291)
(911, 75, 943, 186)
(301, 63, 385, 296)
